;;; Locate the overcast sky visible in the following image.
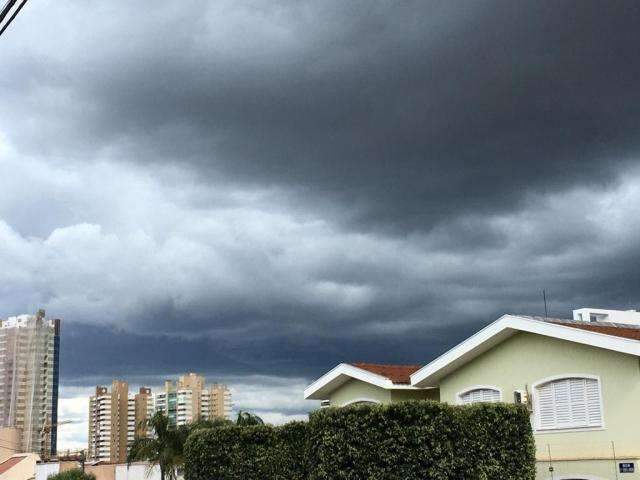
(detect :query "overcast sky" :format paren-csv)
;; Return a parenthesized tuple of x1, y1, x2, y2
(2, 0, 640, 450)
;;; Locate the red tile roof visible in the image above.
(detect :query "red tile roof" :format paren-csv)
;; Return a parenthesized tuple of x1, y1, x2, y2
(351, 363, 422, 384)
(552, 321, 640, 341)
(0, 455, 26, 475)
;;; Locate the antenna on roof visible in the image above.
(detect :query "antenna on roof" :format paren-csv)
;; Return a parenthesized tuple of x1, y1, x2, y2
(542, 290, 548, 319)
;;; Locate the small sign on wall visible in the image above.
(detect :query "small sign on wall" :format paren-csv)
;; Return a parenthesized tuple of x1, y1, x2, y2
(619, 462, 635, 473)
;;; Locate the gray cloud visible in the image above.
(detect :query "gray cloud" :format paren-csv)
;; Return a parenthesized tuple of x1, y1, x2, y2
(2, 0, 640, 450)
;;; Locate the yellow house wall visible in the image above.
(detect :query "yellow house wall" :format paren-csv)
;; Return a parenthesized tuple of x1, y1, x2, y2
(328, 379, 391, 406)
(438, 332, 640, 480)
(327, 379, 438, 407)
(391, 388, 439, 402)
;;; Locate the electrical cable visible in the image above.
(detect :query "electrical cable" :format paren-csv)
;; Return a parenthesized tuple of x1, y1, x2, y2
(0, 0, 18, 24)
(0, 0, 28, 38)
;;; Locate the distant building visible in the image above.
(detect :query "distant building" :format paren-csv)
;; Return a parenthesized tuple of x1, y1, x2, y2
(88, 381, 152, 463)
(88, 373, 232, 462)
(157, 373, 232, 427)
(0, 310, 60, 457)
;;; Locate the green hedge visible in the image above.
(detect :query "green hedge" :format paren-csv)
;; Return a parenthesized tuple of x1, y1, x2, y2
(184, 401, 535, 480)
(47, 470, 96, 480)
(185, 421, 308, 480)
(308, 401, 535, 480)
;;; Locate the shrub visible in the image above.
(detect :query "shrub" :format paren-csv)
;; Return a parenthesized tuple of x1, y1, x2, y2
(184, 401, 535, 480)
(47, 469, 96, 480)
(308, 401, 535, 480)
(184, 421, 308, 480)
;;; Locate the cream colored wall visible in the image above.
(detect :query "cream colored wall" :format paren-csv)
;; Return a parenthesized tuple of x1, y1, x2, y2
(0, 427, 21, 463)
(328, 379, 391, 406)
(327, 379, 437, 407)
(438, 332, 640, 479)
(86, 463, 117, 480)
(391, 388, 439, 402)
(0, 454, 39, 480)
(536, 458, 637, 480)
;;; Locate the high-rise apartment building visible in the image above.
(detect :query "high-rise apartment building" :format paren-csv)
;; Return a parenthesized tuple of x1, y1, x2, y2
(88, 374, 232, 462)
(157, 373, 232, 426)
(206, 383, 233, 420)
(134, 387, 153, 438)
(88, 381, 152, 463)
(0, 310, 60, 456)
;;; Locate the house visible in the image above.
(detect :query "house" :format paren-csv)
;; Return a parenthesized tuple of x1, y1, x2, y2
(305, 308, 640, 480)
(304, 362, 437, 407)
(0, 453, 40, 480)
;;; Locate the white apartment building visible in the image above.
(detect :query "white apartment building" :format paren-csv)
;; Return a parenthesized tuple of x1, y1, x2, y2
(88, 387, 112, 462)
(156, 374, 232, 427)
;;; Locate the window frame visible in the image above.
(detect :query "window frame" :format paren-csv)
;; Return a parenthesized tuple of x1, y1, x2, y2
(532, 374, 605, 433)
(456, 385, 503, 405)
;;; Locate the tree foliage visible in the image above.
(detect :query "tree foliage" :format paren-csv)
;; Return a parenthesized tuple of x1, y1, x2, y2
(184, 401, 536, 480)
(185, 422, 308, 480)
(127, 411, 190, 480)
(235, 410, 264, 426)
(47, 469, 96, 480)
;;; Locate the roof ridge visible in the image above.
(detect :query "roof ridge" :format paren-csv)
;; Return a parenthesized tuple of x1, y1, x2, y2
(352, 361, 423, 368)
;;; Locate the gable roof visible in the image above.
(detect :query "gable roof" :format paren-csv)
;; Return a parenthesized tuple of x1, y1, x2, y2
(411, 314, 640, 388)
(551, 320, 640, 340)
(351, 363, 422, 385)
(304, 362, 425, 400)
(0, 455, 26, 475)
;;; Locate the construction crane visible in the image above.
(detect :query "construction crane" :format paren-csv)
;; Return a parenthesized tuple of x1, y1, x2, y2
(0, 0, 29, 38)
(40, 420, 79, 461)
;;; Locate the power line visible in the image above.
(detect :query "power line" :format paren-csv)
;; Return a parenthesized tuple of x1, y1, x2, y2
(0, 0, 28, 38)
(0, 0, 19, 24)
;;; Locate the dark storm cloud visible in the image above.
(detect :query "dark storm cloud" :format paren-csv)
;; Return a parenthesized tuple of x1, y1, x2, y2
(4, 1, 640, 232)
(2, 0, 640, 423)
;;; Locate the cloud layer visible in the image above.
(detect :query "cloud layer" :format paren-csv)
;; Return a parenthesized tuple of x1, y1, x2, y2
(2, 0, 640, 450)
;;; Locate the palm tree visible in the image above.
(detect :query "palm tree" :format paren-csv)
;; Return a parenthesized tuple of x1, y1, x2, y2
(127, 411, 190, 480)
(236, 410, 264, 426)
(189, 417, 233, 431)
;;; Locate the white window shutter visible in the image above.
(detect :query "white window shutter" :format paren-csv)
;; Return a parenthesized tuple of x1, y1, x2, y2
(537, 383, 555, 429)
(536, 377, 602, 430)
(585, 378, 602, 426)
(460, 388, 500, 405)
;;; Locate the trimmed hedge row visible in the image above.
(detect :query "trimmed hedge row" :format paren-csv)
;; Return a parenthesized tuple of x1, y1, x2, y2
(184, 401, 535, 480)
(185, 421, 308, 480)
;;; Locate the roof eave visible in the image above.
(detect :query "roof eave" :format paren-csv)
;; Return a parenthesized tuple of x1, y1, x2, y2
(304, 363, 424, 400)
(411, 314, 640, 388)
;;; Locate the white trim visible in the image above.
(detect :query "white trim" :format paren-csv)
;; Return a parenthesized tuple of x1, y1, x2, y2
(411, 315, 640, 387)
(456, 385, 502, 405)
(531, 374, 605, 432)
(304, 363, 423, 400)
(534, 426, 605, 435)
(341, 397, 383, 407)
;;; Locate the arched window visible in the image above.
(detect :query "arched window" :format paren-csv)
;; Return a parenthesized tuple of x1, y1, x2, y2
(457, 386, 501, 404)
(341, 398, 382, 407)
(534, 375, 603, 431)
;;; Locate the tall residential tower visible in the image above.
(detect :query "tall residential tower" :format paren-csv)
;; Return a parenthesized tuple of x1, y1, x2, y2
(157, 373, 232, 427)
(0, 310, 60, 456)
(88, 381, 152, 463)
